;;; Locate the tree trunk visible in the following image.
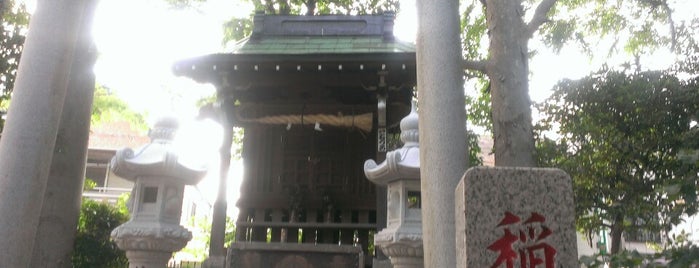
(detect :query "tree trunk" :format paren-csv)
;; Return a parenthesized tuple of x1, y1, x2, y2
(0, 0, 86, 266)
(485, 0, 536, 167)
(609, 214, 624, 256)
(30, 1, 98, 266)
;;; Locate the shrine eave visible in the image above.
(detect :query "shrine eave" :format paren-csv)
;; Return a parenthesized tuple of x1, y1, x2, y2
(172, 52, 416, 85)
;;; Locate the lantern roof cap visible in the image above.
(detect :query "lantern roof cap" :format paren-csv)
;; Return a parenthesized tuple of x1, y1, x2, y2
(110, 117, 207, 184)
(364, 102, 420, 184)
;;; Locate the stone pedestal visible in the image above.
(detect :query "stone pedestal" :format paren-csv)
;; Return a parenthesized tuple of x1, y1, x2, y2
(455, 167, 578, 267)
(125, 249, 176, 267)
(226, 242, 363, 268)
(110, 118, 207, 268)
(365, 104, 423, 268)
(203, 255, 226, 268)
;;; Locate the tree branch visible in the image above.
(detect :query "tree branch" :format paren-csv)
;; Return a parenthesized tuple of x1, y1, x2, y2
(660, 1, 677, 51)
(527, 0, 558, 37)
(462, 59, 487, 73)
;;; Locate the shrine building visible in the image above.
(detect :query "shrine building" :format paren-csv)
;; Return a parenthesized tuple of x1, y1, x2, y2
(173, 13, 416, 267)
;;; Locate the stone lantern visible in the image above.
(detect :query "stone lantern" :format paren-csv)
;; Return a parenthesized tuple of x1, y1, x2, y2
(364, 104, 423, 268)
(110, 117, 207, 268)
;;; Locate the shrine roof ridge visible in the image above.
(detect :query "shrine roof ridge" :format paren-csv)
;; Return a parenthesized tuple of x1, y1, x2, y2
(230, 35, 415, 54)
(249, 13, 397, 39)
(223, 13, 415, 55)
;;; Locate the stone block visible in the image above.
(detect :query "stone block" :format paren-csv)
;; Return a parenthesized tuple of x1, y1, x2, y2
(227, 242, 363, 268)
(372, 258, 393, 268)
(455, 167, 578, 268)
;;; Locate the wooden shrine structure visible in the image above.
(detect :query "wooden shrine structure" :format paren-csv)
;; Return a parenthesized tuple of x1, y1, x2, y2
(174, 13, 416, 267)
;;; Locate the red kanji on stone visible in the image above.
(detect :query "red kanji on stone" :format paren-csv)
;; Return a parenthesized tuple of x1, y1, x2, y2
(488, 212, 558, 268)
(487, 227, 519, 268)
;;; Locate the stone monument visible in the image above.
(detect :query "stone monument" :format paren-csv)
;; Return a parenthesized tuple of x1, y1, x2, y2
(455, 167, 578, 267)
(110, 117, 207, 268)
(364, 104, 423, 268)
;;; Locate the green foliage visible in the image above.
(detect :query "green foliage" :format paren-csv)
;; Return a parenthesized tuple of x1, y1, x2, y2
(672, 18, 699, 76)
(544, 0, 694, 58)
(222, 17, 254, 45)
(460, 1, 491, 134)
(579, 250, 647, 268)
(536, 68, 699, 254)
(0, 0, 30, 132)
(72, 198, 130, 268)
(579, 232, 699, 267)
(466, 129, 483, 166)
(83, 178, 97, 191)
(660, 231, 699, 267)
(163, 0, 208, 9)
(179, 215, 236, 260)
(73, 179, 130, 267)
(91, 85, 148, 131)
(460, 0, 486, 63)
(195, 93, 217, 109)
(465, 78, 492, 132)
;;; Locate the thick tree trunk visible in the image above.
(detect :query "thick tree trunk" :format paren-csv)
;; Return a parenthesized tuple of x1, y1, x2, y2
(0, 0, 86, 266)
(485, 0, 536, 167)
(609, 215, 624, 256)
(30, 1, 98, 266)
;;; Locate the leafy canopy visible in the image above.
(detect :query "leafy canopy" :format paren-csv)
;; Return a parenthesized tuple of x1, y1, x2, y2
(536, 68, 699, 253)
(91, 85, 148, 131)
(460, 0, 699, 133)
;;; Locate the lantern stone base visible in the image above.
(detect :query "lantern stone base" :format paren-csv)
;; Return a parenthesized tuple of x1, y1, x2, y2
(125, 250, 172, 268)
(111, 221, 192, 252)
(111, 221, 192, 267)
(375, 229, 423, 268)
(203, 255, 226, 268)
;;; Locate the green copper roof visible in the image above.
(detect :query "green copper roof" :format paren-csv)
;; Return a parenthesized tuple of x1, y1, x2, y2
(231, 36, 416, 54)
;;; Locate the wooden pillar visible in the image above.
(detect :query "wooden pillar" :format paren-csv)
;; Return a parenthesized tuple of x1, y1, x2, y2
(270, 210, 283, 242)
(358, 211, 370, 255)
(340, 210, 354, 245)
(251, 209, 267, 242)
(209, 105, 233, 258)
(320, 208, 335, 244)
(303, 210, 318, 244)
(375, 95, 389, 261)
(287, 209, 299, 243)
